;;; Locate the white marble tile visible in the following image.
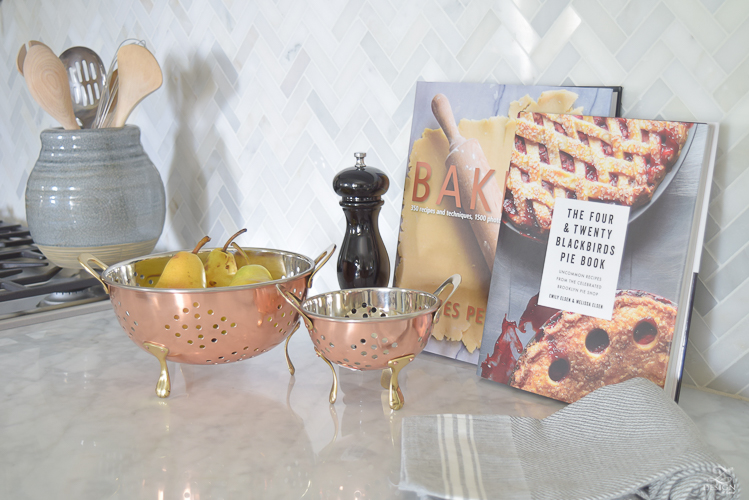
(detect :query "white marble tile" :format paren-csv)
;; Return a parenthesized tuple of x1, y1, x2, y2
(457, 9, 501, 69)
(494, 0, 541, 55)
(684, 341, 716, 386)
(714, 0, 749, 32)
(664, 0, 727, 52)
(616, 4, 675, 72)
(702, 277, 749, 337)
(712, 58, 749, 112)
(455, 0, 491, 39)
(571, 0, 626, 52)
(662, 61, 723, 120)
(662, 20, 726, 93)
(709, 160, 749, 229)
(569, 23, 626, 83)
(508, 0, 540, 20)
(424, 0, 467, 55)
(703, 312, 749, 376)
(530, 5, 581, 70)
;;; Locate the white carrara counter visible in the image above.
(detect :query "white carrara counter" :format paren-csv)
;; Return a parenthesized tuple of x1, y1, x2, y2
(1, 310, 747, 498)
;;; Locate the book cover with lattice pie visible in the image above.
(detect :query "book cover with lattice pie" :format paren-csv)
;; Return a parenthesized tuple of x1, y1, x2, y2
(478, 116, 718, 403)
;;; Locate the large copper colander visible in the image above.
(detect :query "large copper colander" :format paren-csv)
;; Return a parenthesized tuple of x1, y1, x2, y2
(279, 274, 460, 410)
(79, 244, 335, 397)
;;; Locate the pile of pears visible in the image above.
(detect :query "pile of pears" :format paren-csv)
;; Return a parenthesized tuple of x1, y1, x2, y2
(154, 229, 273, 289)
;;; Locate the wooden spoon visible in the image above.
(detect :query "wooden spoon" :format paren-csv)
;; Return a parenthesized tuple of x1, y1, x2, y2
(16, 40, 44, 75)
(23, 44, 79, 130)
(112, 44, 162, 127)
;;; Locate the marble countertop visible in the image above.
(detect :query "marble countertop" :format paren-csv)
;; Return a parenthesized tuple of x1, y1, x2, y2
(1, 309, 746, 499)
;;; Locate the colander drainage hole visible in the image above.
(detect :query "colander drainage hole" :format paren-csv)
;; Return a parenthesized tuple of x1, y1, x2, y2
(360, 339, 366, 344)
(362, 302, 367, 307)
(363, 314, 369, 318)
(211, 338, 217, 343)
(351, 344, 356, 349)
(370, 307, 377, 313)
(351, 309, 357, 314)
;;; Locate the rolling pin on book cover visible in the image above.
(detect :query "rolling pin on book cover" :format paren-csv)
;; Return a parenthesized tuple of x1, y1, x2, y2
(393, 82, 620, 364)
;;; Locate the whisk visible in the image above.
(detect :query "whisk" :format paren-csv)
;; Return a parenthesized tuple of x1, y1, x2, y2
(92, 39, 146, 129)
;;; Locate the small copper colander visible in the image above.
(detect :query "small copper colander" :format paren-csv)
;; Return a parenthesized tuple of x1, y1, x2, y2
(79, 244, 335, 398)
(279, 274, 460, 410)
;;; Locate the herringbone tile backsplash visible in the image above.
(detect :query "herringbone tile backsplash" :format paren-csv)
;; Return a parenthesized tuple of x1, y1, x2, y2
(2, 0, 749, 397)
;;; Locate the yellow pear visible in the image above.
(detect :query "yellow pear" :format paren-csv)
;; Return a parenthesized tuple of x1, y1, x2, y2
(229, 264, 273, 286)
(205, 228, 247, 287)
(155, 236, 211, 289)
(231, 242, 285, 279)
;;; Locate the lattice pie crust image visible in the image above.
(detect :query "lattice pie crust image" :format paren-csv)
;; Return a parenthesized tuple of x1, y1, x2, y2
(503, 113, 692, 237)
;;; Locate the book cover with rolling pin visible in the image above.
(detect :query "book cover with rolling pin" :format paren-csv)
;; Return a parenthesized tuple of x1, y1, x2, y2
(393, 82, 621, 364)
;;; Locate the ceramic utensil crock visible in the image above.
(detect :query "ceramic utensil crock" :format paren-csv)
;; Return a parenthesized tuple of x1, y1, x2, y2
(25, 126, 166, 269)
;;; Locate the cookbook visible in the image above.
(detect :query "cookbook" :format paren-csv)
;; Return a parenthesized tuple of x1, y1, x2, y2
(477, 112, 718, 403)
(393, 82, 621, 364)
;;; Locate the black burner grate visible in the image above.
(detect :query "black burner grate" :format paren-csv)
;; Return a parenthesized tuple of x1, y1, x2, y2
(0, 221, 103, 302)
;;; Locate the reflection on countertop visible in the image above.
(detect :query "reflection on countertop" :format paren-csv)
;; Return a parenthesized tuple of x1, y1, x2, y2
(0, 310, 746, 498)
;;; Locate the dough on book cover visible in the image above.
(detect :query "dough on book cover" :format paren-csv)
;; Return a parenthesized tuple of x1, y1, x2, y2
(395, 90, 583, 353)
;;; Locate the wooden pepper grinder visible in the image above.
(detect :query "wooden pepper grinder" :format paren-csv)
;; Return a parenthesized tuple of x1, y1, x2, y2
(333, 152, 390, 289)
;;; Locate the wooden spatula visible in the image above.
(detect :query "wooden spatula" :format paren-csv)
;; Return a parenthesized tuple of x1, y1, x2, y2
(112, 44, 162, 128)
(23, 43, 79, 130)
(16, 40, 44, 75)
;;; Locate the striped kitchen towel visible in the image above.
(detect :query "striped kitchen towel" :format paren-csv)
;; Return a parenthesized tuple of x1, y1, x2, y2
(400, 378, 739, 500)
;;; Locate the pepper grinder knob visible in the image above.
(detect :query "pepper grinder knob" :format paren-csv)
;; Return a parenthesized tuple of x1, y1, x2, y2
(333, 152, 390, 289)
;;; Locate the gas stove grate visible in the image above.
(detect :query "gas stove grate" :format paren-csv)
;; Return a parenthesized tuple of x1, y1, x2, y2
(0, 221, 104, 302)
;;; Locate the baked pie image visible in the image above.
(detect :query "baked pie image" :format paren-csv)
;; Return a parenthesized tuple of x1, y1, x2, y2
(509, 290, 676, 403)
(503, 113, 692, 237)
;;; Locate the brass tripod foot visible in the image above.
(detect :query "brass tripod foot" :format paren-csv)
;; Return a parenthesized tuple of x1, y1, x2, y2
(383, 354, 415, 410)
(143, 342, 171, 398)
(284, 322, 301, 375)
(315, 348, 338, 404)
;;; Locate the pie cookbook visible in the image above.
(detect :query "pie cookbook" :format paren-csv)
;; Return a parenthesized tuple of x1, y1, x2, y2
(393, 82, 621, 364)
(477, 112, 718, 403)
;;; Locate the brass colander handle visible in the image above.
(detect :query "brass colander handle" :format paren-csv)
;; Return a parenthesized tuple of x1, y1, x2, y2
(308, 244, 336, 288)
(277, 285, 314, 332)
(432, 274, 461, 324)
(78, 253, 110, 293)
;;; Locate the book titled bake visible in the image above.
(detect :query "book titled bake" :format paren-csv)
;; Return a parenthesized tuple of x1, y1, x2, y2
(477, 112, 718, 403)
(393, 82, 621, 364)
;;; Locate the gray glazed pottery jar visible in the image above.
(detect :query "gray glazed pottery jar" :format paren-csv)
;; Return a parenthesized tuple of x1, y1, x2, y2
(25, 126, 166, 269)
